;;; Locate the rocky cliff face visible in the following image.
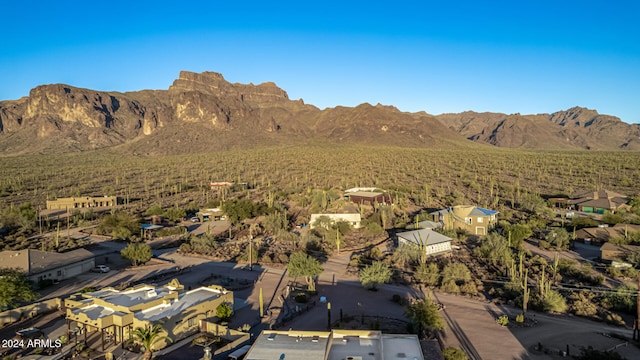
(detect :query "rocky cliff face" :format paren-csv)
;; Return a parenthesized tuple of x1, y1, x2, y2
(0, 71, 638, 155)
(436, 107, 640, 150)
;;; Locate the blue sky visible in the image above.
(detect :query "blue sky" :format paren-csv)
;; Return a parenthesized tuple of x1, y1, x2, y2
(2, 1, 639, 123)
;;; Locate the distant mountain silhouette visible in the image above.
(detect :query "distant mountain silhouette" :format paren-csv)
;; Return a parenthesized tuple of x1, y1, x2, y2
(1, 71, 638, 155)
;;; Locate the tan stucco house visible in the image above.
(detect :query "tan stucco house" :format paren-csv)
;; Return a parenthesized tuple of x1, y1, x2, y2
(65, 280, 233, 351)
(430, 205, 498, 235)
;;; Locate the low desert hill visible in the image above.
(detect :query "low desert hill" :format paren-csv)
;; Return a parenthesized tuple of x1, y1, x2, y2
(1, 71, 638, 155)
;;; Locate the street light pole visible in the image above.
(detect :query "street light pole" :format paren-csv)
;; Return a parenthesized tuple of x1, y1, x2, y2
(249, 235, 253, 271)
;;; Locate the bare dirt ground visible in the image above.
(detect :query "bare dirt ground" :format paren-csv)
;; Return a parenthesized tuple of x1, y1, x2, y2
(433, 291, 640, 360)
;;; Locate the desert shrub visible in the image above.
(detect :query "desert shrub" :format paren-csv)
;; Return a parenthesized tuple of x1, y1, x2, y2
(460, 282, 478, 295)
(278, 253, 289, 263)
(515, 313, 525, 323)
(604, 284, 637, 314)
(570, 292, 598, 317)
(496, 315, 509, 326)
(441, 280, 460, 294)
(216, 302, 233, 321)
(543, 290, 567, 313)
(603, 312, 625, 326)
(443, 347, 468, 360)
(415, 262, 440, 286)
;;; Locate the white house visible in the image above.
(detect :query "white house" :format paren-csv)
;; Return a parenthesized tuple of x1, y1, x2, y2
(396, 228, 453, 256)
(309, 213, 362, 229)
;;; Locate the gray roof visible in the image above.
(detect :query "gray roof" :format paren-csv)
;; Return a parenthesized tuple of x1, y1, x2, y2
(0, 248, 94, 275)
(396, 229, 452, 245)
(246, 332, 329, 360)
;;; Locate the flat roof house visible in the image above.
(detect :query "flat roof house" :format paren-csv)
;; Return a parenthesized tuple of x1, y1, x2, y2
(345, 191, 393, 206)
(310, 213, 362, 229)
(46, 196, 121, 210)
(245, 329, 424, 360)
(0, 248, 95, 284)
(65, 280, 233, 351)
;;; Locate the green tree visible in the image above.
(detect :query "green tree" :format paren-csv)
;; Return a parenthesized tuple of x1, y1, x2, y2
(415, 262, 440, 286)
(221, 198, 263, 225)
(96, 211, 139, 237)
(145, 205, 164, 216)
(404, 298, 444, 336)
(500, 222, 533, 249)
(547, 228, 570, 250)
(359, 261, 393, 290)
(440, 263, 472, 294)
(0, 202, 38, 232)
(163, 207, 186, 221)
(0, 269, 38, 309)
(287, 252, 323, 292)
(112, 226, 132, 241)
(263, 211, 288, 234)
(216, 302, 233, 321)
(393, 244, 421, 269)
(474, 232, 513, 267)
(121, 242, 153, 267)
(128, 324, 172, 360)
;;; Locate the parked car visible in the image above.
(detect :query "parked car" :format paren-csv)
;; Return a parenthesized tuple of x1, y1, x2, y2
(190, 217, 200, 223)
(91, 265, 110, 273)
(15, 328, 44, 340)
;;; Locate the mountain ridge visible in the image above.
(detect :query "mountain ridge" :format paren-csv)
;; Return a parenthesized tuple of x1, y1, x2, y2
(1, 71, 639, 155)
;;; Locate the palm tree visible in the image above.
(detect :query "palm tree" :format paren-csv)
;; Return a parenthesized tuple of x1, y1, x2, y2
(129, 324, 172, 360)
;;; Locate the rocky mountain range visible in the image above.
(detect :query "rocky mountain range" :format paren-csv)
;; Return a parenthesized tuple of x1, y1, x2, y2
(1, 71, 639, 155)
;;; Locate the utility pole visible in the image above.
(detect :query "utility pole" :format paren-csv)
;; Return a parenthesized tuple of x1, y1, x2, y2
(635, 273, 640, 341)
(249, 235, 253, 271)
(67, 207, 70, 241)
(38, 205, 42, 235)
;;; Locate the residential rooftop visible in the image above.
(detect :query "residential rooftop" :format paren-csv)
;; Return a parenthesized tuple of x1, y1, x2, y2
(246, 330, 424, 360)
(136, 287, 227, 322)
(396, 228, 452, 245)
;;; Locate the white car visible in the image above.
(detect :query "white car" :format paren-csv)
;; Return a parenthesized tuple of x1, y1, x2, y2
(91, 265, 111, 273)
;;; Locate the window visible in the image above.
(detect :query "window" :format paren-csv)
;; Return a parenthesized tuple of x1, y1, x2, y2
(477, 217, 483, 223)
(188, 317, 197, 327)
(57, 270, 62, 276)
(465, 217, 472, 225)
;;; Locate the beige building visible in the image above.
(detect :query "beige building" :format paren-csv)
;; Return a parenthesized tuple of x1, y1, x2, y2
(65, 280, 233, 351)
(245, 329, 424, 360)
(430, 205, 498, 235)
(46, 196, 120, 210)
(0, 248, 94, 284)
(310, 213, 362, 229)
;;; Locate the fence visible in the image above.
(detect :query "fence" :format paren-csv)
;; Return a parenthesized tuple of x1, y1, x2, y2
(200, 321, 251, 356)
(271, 301, 317, 329)
(0, 298, 62, 327)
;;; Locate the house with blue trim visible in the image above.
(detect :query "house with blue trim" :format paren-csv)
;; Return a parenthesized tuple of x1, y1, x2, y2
(430, 205, 498, 235)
